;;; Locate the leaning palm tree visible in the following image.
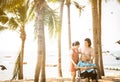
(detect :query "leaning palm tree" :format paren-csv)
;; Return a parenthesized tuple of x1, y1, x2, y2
(0, 0, 34, 79)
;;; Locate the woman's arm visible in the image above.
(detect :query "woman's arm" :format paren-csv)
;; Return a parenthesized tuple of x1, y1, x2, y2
(90, 48, 95, 62)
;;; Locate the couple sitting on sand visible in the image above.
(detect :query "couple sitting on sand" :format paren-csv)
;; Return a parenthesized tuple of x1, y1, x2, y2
(70, 38, 97, 82)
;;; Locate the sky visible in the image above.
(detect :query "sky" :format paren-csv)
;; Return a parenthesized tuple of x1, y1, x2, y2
(61, 0, 120, 51)
(0, 0, 120, 59)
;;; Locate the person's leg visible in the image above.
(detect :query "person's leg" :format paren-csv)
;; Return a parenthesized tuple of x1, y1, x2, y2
(92, 79, 96, 82)
(83, 78, 88, 82)
(80, 71, 89, 82)
(90, 71, 97, 82)
(71, 72, 76, 82)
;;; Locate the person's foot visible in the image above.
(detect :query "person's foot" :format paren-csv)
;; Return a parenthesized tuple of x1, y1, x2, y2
(0, 65, 7, 70)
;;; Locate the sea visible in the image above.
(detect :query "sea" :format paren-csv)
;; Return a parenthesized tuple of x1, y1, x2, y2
(0, 50, 120, 81)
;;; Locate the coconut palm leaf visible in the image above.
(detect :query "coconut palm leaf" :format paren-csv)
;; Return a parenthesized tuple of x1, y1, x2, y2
(72, 1, 85, 15)
(0, 8, 6, 15)
(8, 17, 18, 30)
(11, 0, 34, 25)
(0, 15, 9, 24)
(16, 6, 27, 22)
(0, 25, 7, 31)
(16, 0, 29, 22)
(34, 3, 60, 38)
(25, 1, 35, 23)
(43, 5, 60, 37)
(0, 8, 9, 24)
(0, 0, 24, 12)
(47, 0, 60, 3)
(117, 0, 120, 4)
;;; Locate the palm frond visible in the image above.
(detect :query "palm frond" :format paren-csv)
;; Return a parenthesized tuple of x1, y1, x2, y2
(8, 17, 18, 30)
(0, 0, 24, 12)
(43, 5, 60, 38)
(25, 1, 35, 23)
(0, 15, 9, 24)
(12, 0, 34, 25)
(0, 8, 8, 24)
(117, 0, 120, 4)
(0, 25, 7, 31)
(34, 1, 60, 39)
(47, 0, 60, 3)
(15, 6, 27, 22)
(33, 20, 37, 40)
(19, 0, 29, 22)
(0, 8, 6, 15)
(72, 1, 85, 16)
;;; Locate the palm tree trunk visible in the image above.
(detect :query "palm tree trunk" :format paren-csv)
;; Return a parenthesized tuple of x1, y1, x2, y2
(58, 0, 65, 78)
(40, 49, 46, 82)
(18, 26, 26, 79)
(34, 0, 45, 82)
(91, 0, 101, 79)
(66, 0, 71, 50)
(97, 0, 104, 76)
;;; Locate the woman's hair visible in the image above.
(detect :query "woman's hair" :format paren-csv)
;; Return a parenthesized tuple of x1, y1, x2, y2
(74, 41, 80, 46)
(84, 38, 91, 47)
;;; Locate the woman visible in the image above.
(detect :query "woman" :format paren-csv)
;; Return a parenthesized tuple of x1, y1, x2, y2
(69, 41, 80, 82)
(80, 38, 94, 63)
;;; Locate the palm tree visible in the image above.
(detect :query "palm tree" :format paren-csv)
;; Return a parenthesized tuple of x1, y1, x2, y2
(46, 0, 65, 78)
(97, 0, 104, 76)
(66, 0, 71, 50)
(91, 0, 120, 78)
(91, 0, 104, 78)
(34, 0, 45, 82)
(91, 0, 100, 78)
(0, 0, 34, 79)
(57, 0, 65, 78)
(65, 0, 85, 50)
(34, 0, 60, 82)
